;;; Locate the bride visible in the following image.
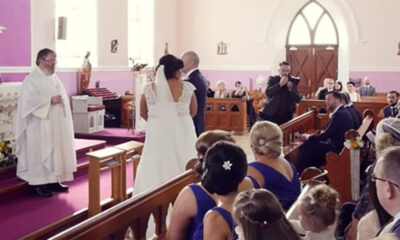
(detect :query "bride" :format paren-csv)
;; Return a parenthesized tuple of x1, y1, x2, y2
(133, 54, 198, 195)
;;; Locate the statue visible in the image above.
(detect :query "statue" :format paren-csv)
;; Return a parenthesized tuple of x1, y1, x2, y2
(80, 51, 92, 92)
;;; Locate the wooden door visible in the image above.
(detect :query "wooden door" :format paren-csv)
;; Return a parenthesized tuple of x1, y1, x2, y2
(287, 46, 338, 98)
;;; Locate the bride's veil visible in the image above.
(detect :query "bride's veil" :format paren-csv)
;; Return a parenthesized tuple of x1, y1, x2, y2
(154, 65, 177, 116)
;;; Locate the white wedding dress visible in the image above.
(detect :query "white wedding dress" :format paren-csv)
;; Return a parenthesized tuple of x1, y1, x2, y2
(132, 66, 197, 195)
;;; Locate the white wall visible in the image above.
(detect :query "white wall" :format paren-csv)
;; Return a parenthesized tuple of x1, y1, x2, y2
(176, 0, 400, 72)
(97, 0, 128, 67)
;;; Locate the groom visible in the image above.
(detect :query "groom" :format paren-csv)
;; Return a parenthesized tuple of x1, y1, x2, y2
(182, 51, 207, 136)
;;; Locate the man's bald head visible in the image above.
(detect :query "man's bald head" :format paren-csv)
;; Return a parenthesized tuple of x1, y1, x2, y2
(181, 51, 200, 73)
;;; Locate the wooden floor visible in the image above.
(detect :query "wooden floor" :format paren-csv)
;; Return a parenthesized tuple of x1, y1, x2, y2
(231, 131, 254, 162)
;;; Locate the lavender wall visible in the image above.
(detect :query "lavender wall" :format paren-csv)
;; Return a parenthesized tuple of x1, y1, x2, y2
(0, 0, 31, 66)
(349, 71, 400, 92)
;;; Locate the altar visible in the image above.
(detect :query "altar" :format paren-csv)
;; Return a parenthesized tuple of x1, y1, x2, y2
(0, 82, 21, 141)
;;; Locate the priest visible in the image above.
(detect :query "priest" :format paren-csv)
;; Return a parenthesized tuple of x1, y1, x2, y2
(15, 48, 76, 197)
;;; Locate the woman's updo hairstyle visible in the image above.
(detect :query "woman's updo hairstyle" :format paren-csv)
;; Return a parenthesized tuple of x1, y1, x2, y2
(201, 141, 247, 195)
(249, 121, 283, 158)
(300, 184, 339, 229)
(195, 130, 236, 175)
(156, 54, 184, 79)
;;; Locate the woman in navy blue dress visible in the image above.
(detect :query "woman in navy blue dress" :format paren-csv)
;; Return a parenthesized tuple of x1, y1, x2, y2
(167, 131, 239, 240)
(247, 121, 301, 210)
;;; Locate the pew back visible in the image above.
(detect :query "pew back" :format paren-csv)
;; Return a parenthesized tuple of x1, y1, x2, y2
(281, 108, 322, 166)
(205, 98, 247, 133)
(49, 170, 199, 240)
(296, 99, 386, 127)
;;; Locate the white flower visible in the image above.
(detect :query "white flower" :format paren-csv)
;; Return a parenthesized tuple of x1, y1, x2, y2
(222, 160, 233, 171)
(258, 138, 266, 146)
(344, 136, 364, 149)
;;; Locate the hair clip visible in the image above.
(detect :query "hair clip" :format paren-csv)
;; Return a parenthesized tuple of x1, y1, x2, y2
(310, 196, 316, 205)
(258, 138, 266, 146)
(222, 160, 233, 170)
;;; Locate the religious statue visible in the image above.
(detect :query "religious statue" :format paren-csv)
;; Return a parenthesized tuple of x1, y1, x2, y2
(217, 41, 228, 55)
(80, 51, 92, 92)
(164, 42, 169, 55)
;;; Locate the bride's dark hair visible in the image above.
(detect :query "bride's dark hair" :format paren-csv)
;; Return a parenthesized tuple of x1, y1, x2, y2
(156, 54, 184, 79)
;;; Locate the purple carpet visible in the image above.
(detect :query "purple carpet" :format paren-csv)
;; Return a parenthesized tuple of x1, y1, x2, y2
(75, 128, 146, 145)
(0, 162, 135, 240)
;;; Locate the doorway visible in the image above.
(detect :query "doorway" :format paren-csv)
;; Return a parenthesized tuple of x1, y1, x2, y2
(287, 46, 338, 97)
(285, 1, 339, 97)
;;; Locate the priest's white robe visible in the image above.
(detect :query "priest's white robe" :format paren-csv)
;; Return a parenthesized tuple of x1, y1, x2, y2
(15, 67, 76, 185)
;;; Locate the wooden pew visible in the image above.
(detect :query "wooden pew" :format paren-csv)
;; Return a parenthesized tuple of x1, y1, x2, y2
(205, 98, 247, 133)
(324, 109, 374, 203)
(280, 108, 325, 166)
(296, 99, 386, 126)
(48, 170, 200, 240)
(86, 147, 127, 216)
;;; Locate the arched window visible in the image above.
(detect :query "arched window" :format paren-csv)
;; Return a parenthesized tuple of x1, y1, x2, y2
(287, 1, 338, 46)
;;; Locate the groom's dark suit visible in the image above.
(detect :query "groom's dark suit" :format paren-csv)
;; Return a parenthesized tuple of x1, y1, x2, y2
(297, 105, 354, 173)
(186, 69, 207, 136)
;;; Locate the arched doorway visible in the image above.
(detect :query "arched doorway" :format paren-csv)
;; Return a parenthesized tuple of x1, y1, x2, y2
(286, 1, 338, 97)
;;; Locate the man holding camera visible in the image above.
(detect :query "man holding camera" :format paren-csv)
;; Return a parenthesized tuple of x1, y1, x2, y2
(259, 61, 301, 125)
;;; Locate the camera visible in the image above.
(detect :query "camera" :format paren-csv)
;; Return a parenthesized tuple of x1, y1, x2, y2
(288, 75, 300, 85)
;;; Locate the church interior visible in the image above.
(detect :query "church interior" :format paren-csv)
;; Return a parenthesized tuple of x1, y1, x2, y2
(1, 0, 400, 239)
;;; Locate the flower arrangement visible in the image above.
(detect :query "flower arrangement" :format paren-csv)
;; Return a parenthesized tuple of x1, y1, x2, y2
(0, 140, 17, 167)
(344, 136, 364, 149)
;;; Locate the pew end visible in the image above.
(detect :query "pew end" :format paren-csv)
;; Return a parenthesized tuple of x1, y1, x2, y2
(325, 109, 374, 204)
(49, 170, 200, 240)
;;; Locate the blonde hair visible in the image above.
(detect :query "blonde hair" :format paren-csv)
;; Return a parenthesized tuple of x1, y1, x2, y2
(250, 121, 282, 158)
(216, 80, 226, 87)
(300, 185, 339, 230)
(375, 118, 400, 158)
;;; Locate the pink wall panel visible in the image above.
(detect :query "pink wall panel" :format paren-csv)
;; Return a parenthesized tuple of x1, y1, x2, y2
(0, 0, 31, 66)
(349, 71, 400, 93)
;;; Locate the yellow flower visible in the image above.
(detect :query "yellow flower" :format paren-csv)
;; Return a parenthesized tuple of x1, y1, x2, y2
(0, 142, 4, 148)
(350, 140, 359, 148)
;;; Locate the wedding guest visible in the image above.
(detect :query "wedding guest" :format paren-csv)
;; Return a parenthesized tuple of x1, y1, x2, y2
(290, 184, 339, 240)
(247, 121, 301, 210)
(315, 78, 335, 100)
(214, 80, 230, 98)
(346, 81, 361, 102)
(334, 81, 343, 92)
(359, 77, 376, 96)
(233, 189, 301, 240)
(200, 141, 248, 240)
(383, 91, 399, 118)
(167, 131, 252, 240)
(206, 80, 215, 98)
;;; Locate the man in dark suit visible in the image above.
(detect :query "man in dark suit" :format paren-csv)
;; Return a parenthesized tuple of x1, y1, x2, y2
(296, 91, 354, 173)
(359, 77, 376, 96)
(383, 91, 399, 118)
(341, 92, 362, 129)
(182, 51, 207, 136)
(317, 78, 335, 100)
(259, 61, 301, 125)
(373, 147, 400, 238)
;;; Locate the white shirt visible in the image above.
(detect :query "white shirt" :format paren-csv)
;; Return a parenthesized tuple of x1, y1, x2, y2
(186, 68, 199, 78)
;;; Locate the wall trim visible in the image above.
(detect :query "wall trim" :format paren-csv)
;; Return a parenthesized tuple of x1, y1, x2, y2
(349, 67, 400, 72)
(2, 66, 400, 74)
(0, 66, 133, 73)
(201, 66, 270, 71)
